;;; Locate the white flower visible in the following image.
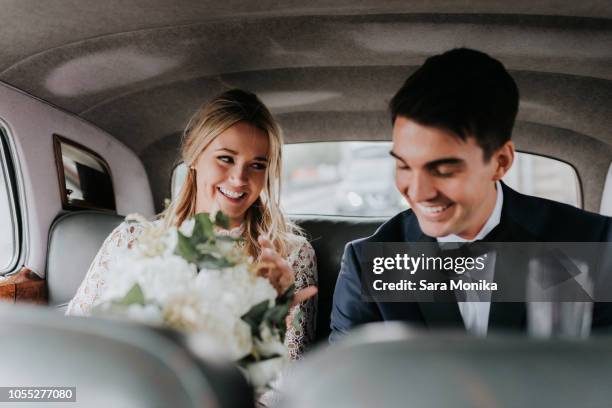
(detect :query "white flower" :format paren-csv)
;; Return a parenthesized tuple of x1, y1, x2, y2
(125, 304, 164, 325)
(163, 291, 254, 360)
(124, 214, 178, 258)
(194, 265, 277, 316)
(95, 210, 290, 383)
(178, 218, 195, 237)
(243, 357, 287, 389)
(98, 252, 197, 307)
(255, 324, 288, 358)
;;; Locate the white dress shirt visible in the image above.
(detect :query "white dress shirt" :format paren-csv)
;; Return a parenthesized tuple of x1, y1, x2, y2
(437, 181, 503, 336)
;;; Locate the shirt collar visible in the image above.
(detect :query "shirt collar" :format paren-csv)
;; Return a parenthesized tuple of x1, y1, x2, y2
(437, 181, 503, 243)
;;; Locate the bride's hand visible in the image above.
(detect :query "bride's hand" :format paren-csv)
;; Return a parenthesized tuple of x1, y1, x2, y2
(257, 236, 318, 305)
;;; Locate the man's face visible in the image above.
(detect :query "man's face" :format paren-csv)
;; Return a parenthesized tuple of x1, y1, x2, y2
(391, 117, 500, 239)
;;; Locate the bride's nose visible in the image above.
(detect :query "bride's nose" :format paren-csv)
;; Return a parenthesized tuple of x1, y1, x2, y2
(228, 164, 248, 185)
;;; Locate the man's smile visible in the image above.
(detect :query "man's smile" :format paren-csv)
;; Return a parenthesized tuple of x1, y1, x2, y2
(415, 202, 455, 219)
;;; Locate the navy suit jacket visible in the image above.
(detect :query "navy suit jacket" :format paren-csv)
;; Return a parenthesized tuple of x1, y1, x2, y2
(330, 183, 612, 342)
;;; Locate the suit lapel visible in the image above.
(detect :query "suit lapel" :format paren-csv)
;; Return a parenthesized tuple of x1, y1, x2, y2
(483, 184, 536, 332)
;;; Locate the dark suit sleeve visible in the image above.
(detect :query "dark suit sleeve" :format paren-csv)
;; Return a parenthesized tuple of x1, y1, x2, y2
(592, 216, 612, 330)
(329, 242, 381, 343)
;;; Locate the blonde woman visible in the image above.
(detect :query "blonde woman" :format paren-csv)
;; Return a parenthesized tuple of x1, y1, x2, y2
(66, 89, 318, 359)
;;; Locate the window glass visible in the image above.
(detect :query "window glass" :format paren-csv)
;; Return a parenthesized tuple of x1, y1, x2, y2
(0, 127, 18, 272)
(503, 153, 580, 208)
(281, 142, 581, 216)
(171, 163, 189, 200)
(282, 142, 407, 216)
(170, 142, 581, 216)
(54, 135, 116, 211)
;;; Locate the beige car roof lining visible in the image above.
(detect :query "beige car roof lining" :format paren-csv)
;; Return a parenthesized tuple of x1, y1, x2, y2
(0, 1, 610, 212)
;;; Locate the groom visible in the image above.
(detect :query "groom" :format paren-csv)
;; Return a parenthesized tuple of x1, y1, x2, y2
(330, 48, 612, 341)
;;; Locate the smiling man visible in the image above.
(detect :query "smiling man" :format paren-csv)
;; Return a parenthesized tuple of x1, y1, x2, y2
(329, 48, 612, 341)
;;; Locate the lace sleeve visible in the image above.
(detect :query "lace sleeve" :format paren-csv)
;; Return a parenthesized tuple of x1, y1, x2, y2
(284, 238, 318, 360)
(65, 222, 143, 316)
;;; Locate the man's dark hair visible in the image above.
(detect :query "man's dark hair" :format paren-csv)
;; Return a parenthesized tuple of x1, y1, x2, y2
(389, 48, 519, 160)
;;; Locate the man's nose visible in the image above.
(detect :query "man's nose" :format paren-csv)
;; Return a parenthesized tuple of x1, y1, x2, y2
(408, 172, 437, 202)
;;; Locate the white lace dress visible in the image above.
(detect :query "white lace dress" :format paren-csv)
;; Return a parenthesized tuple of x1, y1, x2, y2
(65, 221, 318, 360)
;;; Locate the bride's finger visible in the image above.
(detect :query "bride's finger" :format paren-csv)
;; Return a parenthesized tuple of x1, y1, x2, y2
(258, 235, 273, 250)
(255, 261, 275, 278)
(290, 286, 318, 308)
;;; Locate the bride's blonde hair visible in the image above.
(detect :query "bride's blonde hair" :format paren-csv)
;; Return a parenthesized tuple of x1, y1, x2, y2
(163, 89, 303, 259)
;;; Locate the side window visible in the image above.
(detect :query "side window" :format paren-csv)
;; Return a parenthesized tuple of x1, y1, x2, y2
(0, 126, 20, 273)
(53, 135, 116, 212)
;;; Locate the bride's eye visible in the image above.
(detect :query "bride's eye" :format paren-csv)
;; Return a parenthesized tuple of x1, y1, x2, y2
(217, 155, 234, 164)
(250, 162, 267, 171)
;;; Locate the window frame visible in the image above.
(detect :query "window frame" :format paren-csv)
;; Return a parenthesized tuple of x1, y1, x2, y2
(53, 134, 117, 212)
(0, 124, 23, 275)
(511, 150, 583, 210)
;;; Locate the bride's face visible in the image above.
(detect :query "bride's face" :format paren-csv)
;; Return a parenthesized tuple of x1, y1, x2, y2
(194, 122, 270, 228)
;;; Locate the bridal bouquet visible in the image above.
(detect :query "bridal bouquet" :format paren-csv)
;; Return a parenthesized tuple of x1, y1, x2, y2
(92, 212, 295, 389)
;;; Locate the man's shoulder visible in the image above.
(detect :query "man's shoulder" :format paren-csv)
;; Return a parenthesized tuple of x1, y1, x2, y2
(505, 187, 611, 241)
(348, 209, 419, 250)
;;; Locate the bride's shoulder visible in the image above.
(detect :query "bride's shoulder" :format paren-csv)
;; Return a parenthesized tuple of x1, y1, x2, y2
(105, 217, 160, 248)
(286, 233, 315, 260)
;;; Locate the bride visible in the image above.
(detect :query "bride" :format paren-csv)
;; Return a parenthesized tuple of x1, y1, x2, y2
(66, 89, 318, 360)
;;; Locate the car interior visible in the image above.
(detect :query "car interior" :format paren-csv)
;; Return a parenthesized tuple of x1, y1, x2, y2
(0, 1, 611, 407)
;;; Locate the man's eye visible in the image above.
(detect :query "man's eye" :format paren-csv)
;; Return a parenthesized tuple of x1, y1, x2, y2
(217, 156, 233, 164)
(431, 168, 455, 177)
(396, 163, 410, 171)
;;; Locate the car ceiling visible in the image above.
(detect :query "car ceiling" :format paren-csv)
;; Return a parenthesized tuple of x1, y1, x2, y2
(1, 0, 611, 212)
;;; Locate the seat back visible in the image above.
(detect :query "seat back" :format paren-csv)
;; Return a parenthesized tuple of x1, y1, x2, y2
(294, 216, 384, 343)
(280, 322, 612, 408)
(46, 211, 124, 311)
(0, 304, 241, 408)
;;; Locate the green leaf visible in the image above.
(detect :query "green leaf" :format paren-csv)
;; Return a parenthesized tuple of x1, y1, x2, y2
(292, 308, 303, 332)
(242, 300, 271, 339)
(277, 284, 296, 305)
(198, 256, 234, 270)
(193, 213, 214, 241)
(175, 230, 199, 263)
(214, 212, 230, 229)
(117, 283, 145, 306)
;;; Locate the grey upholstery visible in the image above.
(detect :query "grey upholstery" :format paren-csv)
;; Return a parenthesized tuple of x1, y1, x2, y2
(279, 322, 612, 408)
(46, 211, 124, 311)
(293, 216, 384, 343)
(0, 303, 251, 408)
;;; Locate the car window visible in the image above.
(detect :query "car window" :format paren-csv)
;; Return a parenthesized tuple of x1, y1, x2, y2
(0, 126, 19, 273)
(170, 142, 581, 216)
(281, 142, 580, 216)
(53, 135, 116, 212)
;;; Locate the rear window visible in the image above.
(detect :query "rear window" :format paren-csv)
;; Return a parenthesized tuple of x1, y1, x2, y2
(53, 135, 116, 212)
(171, 142, 581, 216)
(281, 142, 580, 216)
